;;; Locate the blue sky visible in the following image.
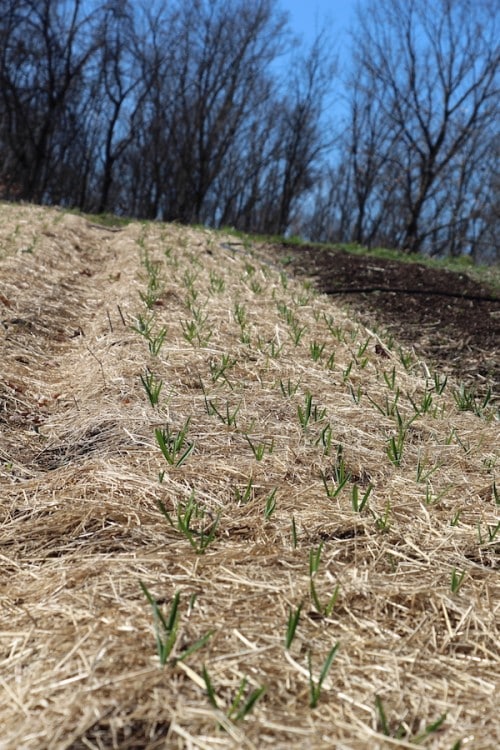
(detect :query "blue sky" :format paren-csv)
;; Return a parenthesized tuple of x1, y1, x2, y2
(282, 0, 357, 45)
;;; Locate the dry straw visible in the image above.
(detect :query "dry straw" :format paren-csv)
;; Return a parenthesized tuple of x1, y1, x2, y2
(0, 204, 498, 749)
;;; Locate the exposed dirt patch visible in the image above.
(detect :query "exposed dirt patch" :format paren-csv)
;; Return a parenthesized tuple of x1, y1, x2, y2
(270, 244, 500, 394)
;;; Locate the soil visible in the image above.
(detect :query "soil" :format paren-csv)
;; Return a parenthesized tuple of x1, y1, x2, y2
(270, 244, 500, 396)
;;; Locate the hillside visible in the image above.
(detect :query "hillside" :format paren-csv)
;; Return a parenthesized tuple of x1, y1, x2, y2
(0, 204, 499, 749)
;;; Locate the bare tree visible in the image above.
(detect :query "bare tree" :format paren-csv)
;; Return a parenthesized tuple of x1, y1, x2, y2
(0, 0, 99, 202)
(352, 0, 499, 255)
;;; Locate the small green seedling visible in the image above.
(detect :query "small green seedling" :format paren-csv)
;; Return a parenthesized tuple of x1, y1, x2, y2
(209, 353, 236, 386)
(298, 393, 326, 430)
(432, 371, 448, 394)
(309, 543, 323, 576)
(342, 360, 353, 383)
(375, 500, 391, 532)
(415, 453, 440, 483)
(148, 325, 168, 356)
(264, 488, 277, 519)
(323, 314, 345, 342)
(279, 377, 300, 398)
(493, 481, 499, 506)
(477, 521, 500, 544)
(202, 666, 265, 722)
(234, 475, 254, 504)
(357, 336, 371, 358)
(325, 352, 336, 370)
(155, 418, 194, 467)
(424, 482, 450, 506)
(289, 319, 307, 346)
(375, 696, 447, 742)
(132, 313, 154, 339)
(317, 422, 333, 455)
(140, 369, 163, 407)
(386, 430, 405, 467)
(157, 496, 219, 554)
(209, 270, 225, 293)
(453, 384, 492, 416)
(285, 602, 302, 649)
(310, 341, 325, 361)
(205, 397, 241, 427)
(245, 434, 274, 461)
(139, 585, 179, 665)
(308, 643, 340, 708)
(383, 367, 397, 391)
(322, 445, 351, 498)
(450, 568, 466, 593)
(351, 483, 372, 512)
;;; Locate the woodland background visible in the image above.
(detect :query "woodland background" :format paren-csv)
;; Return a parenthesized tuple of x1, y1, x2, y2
(0, 0, 498, 262)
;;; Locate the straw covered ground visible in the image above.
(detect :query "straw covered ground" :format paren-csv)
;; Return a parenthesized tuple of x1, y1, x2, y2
(0, 204, 498, 750)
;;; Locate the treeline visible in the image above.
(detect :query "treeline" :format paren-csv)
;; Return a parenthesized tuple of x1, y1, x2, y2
(0, 0, 498, 261)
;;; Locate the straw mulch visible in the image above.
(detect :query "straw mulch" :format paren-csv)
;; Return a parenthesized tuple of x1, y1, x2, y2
(0, 204, 498, 750)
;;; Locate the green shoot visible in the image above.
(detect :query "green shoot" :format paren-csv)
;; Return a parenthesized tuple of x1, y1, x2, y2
(357, 336, 371, 357)
(375, 696, 447, 743)
(139, 584, 179, 665)
(450, 568, 466, 593)
(209, 270, 225, 293)
(351, 483, 372, 512)
(140, 370, 163, 407)
(386, 430, 406, 467)
(209, 353, 236, 386)
(298, 393, 313, 429)
(202, 667, 265, 722)
(415, 453, 440, 483)
(155, 418, 194, 467)
(383, 367, 397, 391)
(245, 434, 274, 461)
(279, 377, 301, 397)
(148, 325, 168, 356)
(432, 371, 448, 394)
(453, 384, 492, 417)
(234, 301, 247, 329)
(264, 488, 277, 519)
(309, 543, 323, 577)
(202, 665, 219, 709)
(132, 313, 154, 338)
(205, 397, 241, 427)
(323, 314, 345, 342)
(298, 393, 325, 430)
(325, 352, 336, 370)
(157, 496, 219, 554)
(322, 445, 351, 498)
(375, 501, 391, 532)
(308, 643, 340, 708)
(342, 360, 353, 383)
(310, 580, 339, 617)
(477, 521, 500, 544)
(289, 319, 307, 346)
(318, 422, 333, 455)
(234, 475, 254, 504)
(285, 602, 302, 649)
(310, 340, 325, 361)
(375, 695, 390, 735)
